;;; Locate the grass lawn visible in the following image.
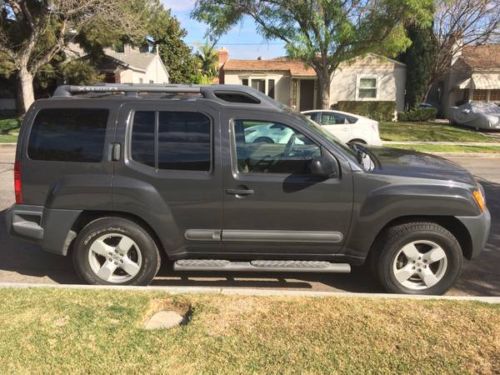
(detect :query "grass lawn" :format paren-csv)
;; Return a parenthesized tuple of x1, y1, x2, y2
(0, 288, 498, 374)
(380, 121, 498, 143)
(0, 117, 20, 143)
(389, 143, 500, 154)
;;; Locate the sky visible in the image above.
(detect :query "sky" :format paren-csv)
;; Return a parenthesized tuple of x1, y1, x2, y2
(164, 0, 286, 59)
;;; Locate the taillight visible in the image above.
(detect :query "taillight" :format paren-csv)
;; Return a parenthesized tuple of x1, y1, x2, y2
(14, 161, 23, 204)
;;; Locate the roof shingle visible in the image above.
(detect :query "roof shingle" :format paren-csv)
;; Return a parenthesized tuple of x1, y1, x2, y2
(223, 59, 316, 76)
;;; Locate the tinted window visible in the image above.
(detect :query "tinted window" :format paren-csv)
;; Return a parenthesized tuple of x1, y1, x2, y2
(131, 111, 155, 167)
(28, 108, 108, 162)
(233, 120, 320, 175)
(158, 112, 211, 171)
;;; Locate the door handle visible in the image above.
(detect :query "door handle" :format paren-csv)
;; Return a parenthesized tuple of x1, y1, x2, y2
(225, 188, 255, 196)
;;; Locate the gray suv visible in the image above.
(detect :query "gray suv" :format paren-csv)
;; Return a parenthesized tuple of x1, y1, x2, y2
(6, 84, 491, 294)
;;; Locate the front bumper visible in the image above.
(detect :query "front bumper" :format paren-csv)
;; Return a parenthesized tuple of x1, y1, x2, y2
(456, 208, 491, 259)
(6, 204, 81, 256)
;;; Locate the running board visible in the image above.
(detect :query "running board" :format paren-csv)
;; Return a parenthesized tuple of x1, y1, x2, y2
(174, 260, 351, 273)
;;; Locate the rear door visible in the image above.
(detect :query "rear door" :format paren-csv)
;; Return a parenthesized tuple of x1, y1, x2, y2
(114, 101, 223, 257)
(320, 112, 352, 143)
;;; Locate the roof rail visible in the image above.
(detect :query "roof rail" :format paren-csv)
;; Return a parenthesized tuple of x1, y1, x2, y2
(53, 83, 202, 97)
(52, 83, 283, 109)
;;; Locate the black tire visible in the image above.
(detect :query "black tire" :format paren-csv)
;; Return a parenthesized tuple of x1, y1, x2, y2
(347, 139, 367, 146)
(371, 222, 463, 295)
(72, 217, 161, 286)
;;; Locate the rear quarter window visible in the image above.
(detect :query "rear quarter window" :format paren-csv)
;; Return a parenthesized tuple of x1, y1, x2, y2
(28, 108, 109, 162)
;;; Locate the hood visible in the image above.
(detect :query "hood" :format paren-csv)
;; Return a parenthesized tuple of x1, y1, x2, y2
(364, 147, 476, 185)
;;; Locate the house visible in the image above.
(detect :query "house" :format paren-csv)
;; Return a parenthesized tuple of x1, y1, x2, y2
(219, 51, 406, 115)
(66, 44, 169, 84)
(442, 44, 500, 117)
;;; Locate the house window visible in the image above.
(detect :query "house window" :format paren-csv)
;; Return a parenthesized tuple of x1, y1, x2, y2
(490, 90, 500, 101)
(268, 79, 275, 99)
(251, 79, 266, 94)
(241, 78, 249, 86)
(358, 77, 377, 99)
(473, 90, 488, 101)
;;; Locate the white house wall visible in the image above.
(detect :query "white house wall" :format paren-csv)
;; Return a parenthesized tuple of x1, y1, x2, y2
(330, 55, 406, 112)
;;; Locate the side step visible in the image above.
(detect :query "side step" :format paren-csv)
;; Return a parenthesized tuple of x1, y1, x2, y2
(173, 260, 351, 273)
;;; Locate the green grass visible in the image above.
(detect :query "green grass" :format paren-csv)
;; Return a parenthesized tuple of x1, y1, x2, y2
(0, 117, 20, 143)
(389, 143, 500, 154)
(0, 288, 498, 374)
(380, 121, 497, 143)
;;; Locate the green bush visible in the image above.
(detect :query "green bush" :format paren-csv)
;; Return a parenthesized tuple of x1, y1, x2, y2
(0, 118, 20, 135)
(398, 108, 437, 122)
(333, 101, 396, 122)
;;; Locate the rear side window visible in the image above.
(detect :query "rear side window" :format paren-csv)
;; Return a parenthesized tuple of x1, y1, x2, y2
(131, 110, 211, 172)
(28, 108, 108, 162)
(158, 112, 211, 171)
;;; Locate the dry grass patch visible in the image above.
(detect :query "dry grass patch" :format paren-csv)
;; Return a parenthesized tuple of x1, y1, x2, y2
(0, 288, 498, 374)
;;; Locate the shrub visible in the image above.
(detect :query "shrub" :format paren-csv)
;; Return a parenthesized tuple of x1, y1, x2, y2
(398, 107, 437, 122)
(333, 101, 396, 122)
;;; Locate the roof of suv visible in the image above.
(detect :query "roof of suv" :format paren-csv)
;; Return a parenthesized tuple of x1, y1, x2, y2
(47, 84, 286, 112)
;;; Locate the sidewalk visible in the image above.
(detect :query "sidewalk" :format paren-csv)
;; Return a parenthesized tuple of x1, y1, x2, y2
(384, 141, 500, 146)
(0, 282, 498, 303)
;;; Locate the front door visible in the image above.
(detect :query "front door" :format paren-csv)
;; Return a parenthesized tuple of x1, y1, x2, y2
(114, 102, 223, 257)
(299, 80, 315, 111)
(221, 110, 353, 259)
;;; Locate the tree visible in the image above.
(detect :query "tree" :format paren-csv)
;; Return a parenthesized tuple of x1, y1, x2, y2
(196, 41, 218, 78)
(193, 0, 433, 108)
(146, 1, 199, 84)
(427, 0, 499, 93)
(0, 0, 145, 113)
(400, 24, 437, 109)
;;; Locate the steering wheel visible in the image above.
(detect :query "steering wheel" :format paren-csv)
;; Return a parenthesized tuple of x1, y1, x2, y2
(283, 134, 297, 157)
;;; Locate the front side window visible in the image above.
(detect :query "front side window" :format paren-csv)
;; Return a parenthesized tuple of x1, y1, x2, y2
(131, 110, 211, 171)
(358, 77, 377, 99)
(233, 120, 320, 175)
(28, 108, 108, 162)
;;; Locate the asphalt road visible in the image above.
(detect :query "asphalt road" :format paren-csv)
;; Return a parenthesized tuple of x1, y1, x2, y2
(0, 146, 499, 295)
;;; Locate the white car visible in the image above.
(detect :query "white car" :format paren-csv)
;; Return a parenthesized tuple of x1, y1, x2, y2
(301, 110, 383, 146)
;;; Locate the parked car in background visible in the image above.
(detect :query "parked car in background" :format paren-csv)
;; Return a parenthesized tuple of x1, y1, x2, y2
(449, 102, 500, 130)
(301, 110, 383, 146)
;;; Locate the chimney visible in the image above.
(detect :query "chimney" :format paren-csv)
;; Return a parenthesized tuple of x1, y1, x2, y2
(218, 48, 229, 68)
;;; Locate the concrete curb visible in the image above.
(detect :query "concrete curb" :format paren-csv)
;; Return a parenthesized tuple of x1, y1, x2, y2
(0, 143, 16, 148)
(0, 282, 498, 304)
(432, 153, 500, 158)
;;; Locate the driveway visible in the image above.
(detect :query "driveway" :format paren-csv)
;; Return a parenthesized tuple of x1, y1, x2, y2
(0, 146, 499, 295)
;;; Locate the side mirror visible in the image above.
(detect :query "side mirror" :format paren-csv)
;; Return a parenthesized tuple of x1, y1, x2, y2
(310, 151, 339, 178)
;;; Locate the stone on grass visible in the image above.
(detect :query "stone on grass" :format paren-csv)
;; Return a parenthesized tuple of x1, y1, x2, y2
(144, 310, 184, 330)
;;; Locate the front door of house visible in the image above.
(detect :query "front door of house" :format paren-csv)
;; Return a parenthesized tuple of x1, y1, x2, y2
(299, 80, 315, 111)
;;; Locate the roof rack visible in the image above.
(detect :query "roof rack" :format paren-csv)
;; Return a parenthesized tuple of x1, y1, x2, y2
(52, 84, 283, 109)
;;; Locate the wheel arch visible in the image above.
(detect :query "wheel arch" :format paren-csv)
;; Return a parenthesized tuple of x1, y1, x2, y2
(368, 215, 473, 260)
(69, 210, 167, 262)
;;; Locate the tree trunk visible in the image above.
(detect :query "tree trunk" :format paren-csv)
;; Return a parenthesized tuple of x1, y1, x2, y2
(17, 68, 35, 115)
(317, 71, 331, 109)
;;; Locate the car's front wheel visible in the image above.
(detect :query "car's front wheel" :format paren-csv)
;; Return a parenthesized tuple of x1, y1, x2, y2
(372, 222, 463, 295)
(72, 217, 161, 285)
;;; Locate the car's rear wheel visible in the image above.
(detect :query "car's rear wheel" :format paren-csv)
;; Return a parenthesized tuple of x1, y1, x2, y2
(72, 217, 161, 285)
(372, 222, 463, 295)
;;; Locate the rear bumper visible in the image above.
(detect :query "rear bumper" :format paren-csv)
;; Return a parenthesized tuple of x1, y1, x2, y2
(6, 204, 81, 256)
(456, 208, 491, 259)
